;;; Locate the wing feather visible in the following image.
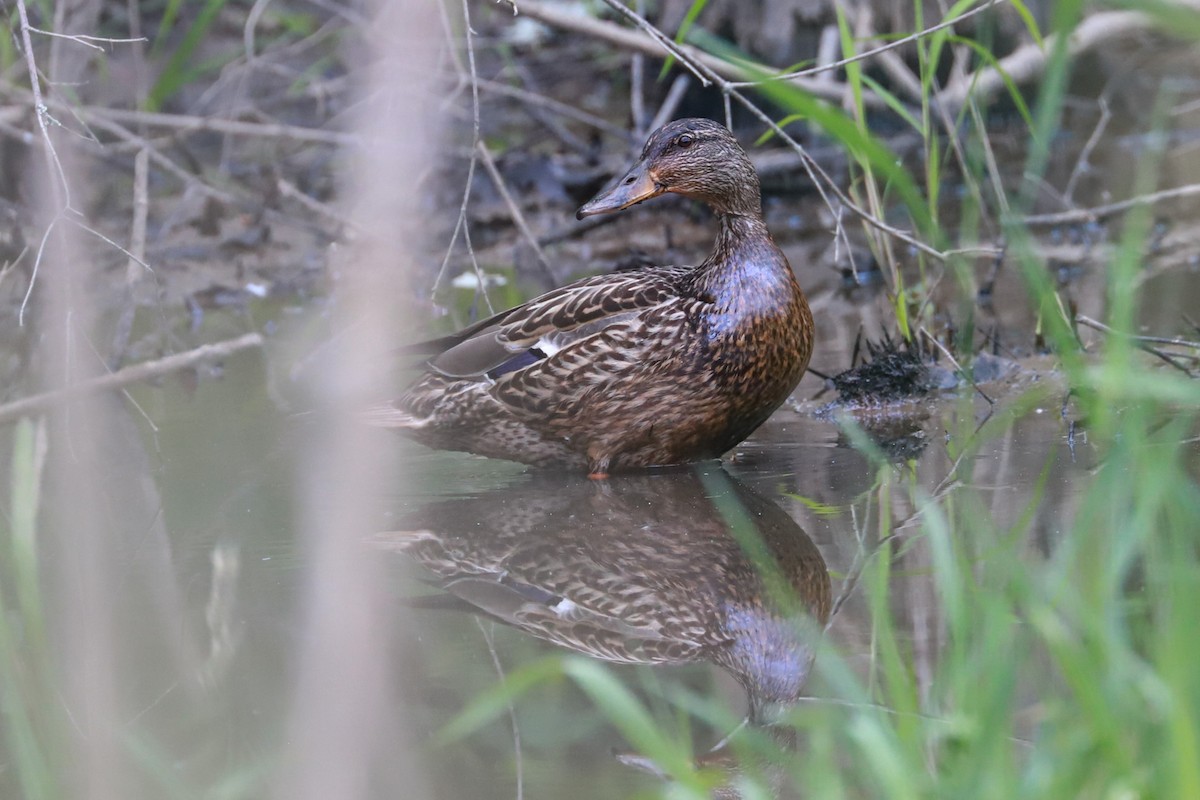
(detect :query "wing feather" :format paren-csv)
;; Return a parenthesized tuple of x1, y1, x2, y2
(426, 265, 692, 379)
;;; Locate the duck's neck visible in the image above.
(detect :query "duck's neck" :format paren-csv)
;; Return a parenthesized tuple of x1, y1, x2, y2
(715, 212, 768, 248)
(701, 213, 779, 273)
(693, 212, 796, 309)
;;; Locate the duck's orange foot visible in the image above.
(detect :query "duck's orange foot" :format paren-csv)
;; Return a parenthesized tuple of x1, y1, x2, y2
(586, 454, 610, 480)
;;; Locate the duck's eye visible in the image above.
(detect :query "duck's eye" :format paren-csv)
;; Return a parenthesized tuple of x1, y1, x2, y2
(676, 133, 696, 149)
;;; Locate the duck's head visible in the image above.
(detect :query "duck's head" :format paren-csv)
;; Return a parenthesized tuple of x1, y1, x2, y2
(576, 118, 761, 220)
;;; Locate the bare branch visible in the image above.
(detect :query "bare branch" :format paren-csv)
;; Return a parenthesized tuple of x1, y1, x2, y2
(727, 0, 1003, 89)
(510, 0, 884, 107)
(79, 106, 358, 146)
(476, 140, 556, 286)
(1024, 183, 1200, 226)
(939, 10, 1155, 113)
(0, 333, 265, 426)
(27, 27, 146, 52)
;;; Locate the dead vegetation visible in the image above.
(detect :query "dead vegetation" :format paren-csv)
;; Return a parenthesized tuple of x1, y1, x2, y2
(0, 0, 1198, 403)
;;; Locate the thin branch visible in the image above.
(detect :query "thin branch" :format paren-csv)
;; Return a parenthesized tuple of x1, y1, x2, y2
(77, 108, 340, 238)
(15, 2, 69, 210)
(15, 0, 74, 326)
(726, 0, 1002, 88)
(918, 326, 994, 405)
(26, 28, 146, 52)
(0, 332, 265, 426)
(939, 10, 1155, 113)
(1076, 315, 1198, 377)
(630, 0, 646, 135)
(646, 74, 690, 135)
(1062, 96, 1111, 205)
(476, 141, 556, 286)
(510, 0, 884, 107)
(475, 77, 632, 141)
(20, 220, 56, 327)
(78, 106, 358, 146)
(110, 147, 149, 365)
(71, 218, 152, 273)
(1024, 183, 1200, 226)
(1077, 314, 1200, 352)
(431, 0, 486, 300)
(476, 619, 524, 800)
(277, 178, 361, 234)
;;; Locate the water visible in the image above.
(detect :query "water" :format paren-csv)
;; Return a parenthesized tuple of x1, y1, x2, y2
(1, 325, 1097, 798)
(2, 62, 1197, 800)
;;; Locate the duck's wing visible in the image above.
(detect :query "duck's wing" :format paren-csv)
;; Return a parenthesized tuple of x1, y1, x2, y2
(432, 574, 708, 664)
(424, 264, 694, 380)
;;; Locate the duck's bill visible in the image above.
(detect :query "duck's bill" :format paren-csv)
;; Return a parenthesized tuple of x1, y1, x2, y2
(576, 165, 665, 219)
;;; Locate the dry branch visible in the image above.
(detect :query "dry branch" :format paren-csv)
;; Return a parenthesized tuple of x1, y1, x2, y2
(79, 106, 359, 147)
(475, 77, 632, 141)
(1024, 183, 1200, 226)
(509, 0, 886, 108)
(0, 332, 265, 426)
(939, 10, 1161, 113)
(476, 140, 557, 286)
(1076, 314, 1200, 377)
(729, 0, 1001, 94)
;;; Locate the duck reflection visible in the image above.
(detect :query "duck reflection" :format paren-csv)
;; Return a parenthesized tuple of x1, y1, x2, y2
(376, 468, 830, 728)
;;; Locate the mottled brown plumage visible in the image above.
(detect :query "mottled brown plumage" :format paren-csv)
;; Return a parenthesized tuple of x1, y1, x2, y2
(371, 469, 830, 723)
(369, 119, 814, 475)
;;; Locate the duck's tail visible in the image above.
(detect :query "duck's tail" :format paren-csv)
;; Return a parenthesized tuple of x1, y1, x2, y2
(360, 400, 425, 429)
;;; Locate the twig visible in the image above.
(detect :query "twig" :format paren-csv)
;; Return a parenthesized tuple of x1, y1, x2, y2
(15, 0, 72, 326)
(1, 86, 342, 240)
(1062, 96, 1111, 205)
(1077, 315, 1200, 352)
(726, 0, 1002, 89)
(475, 76, 632, 141)
(646, 74, 690, 136)
(0, 246, 29, 292)
(630, 0, 646, 136)
(72, 218, 151, 272)
(476, 140, 557, 286)
(844, 4, 900, 286)
(476, 619, 524, 800)
(1076, 314, 1199, 377)
(918, 326, 994, 405)
(111, 146, 150, 365)
(509, 0, 884, 107)
(73, 113, 248, 207)
(507, 65, 592, 155)
(1024, 183, 1200, 226)
(78, 106, 358, 146)
(86, 108, 340, 239)
(939, 10, 1156, 113)
(277, 178, 360, 234)
(0, 332, 265, 426)
(431, 0, 488, 304)
(26, 28, 146, 52)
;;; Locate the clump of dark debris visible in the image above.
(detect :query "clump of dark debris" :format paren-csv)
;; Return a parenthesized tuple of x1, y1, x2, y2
(827, 334, 955, 406)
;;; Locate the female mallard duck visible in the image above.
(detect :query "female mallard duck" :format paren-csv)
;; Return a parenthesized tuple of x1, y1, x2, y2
(372, 118, 814, 476)
(373, 469, 830, 725)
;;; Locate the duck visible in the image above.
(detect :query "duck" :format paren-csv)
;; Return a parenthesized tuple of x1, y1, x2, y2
(369, 118, 814, 477)
(371, 468, 831, 725)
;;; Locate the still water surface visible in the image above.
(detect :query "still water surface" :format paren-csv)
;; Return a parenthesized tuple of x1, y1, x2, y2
(67, 335, 1096, 798)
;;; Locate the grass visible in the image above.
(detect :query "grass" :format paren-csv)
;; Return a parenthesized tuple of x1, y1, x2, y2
(3, 0, 1200, 797)
(438, 1, 1200, 798)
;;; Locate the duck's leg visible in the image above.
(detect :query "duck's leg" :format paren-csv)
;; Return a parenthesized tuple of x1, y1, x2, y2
(586, 454, 611, 481)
